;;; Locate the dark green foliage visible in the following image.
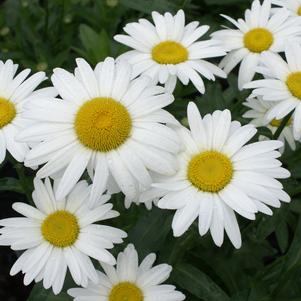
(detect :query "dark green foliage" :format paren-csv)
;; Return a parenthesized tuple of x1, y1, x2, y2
(0, 0, 301, 300)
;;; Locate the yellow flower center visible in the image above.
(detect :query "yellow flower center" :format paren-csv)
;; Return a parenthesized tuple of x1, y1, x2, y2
(109, 282, 143, 301)
(244, 28, 273, 53)
(270, 117, 292, 127)
(286, 72, 301, 100)
(41, 210, 79, 248)
(152, 41, 188, 65)
(187, 151, 233, 193)
(0, 97, 16, 129)
(74, 97, 132, 152)
(298, 6, 301, 16)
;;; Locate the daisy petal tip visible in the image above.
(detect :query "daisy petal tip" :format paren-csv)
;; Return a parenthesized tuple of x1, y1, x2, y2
(121, 230, 128, 239)
(52, 288, 61, 295)
(274, 140, 284, 149)
(151, 11, 159, 18)
(233, 241, 242, 249)
(75, 57, 87, 65)
(124, 200, 131, 209)
(9, 265, 19, 276)
(108, 257, 116, 266)
(215, 241, 223, 248)
(172, 228, 183, 238)
(11, 202, 21, 211)
(219, 70, 227, 79)
(187, 101, 199, 113)
(238, 83, 244, 91)
(157, 200, 165, 209)
(52, 67, 64, 74)
(104, 56, 115, 64)
(242, 82, 252, 90)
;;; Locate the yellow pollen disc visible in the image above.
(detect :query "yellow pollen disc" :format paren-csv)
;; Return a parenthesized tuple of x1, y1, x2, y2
(286, 72, 301, 100)
(187, 151, 233, 193)
(244, 28, 273, 53)
(298, 6, 301, 16)
(41, 210, 79, 248)
(0, 97, 16, 129)
(152, 41, 188, 65)
(270, 117, 292, 127)
(74, 97, 132, 152)
(109, 282, 143, 301)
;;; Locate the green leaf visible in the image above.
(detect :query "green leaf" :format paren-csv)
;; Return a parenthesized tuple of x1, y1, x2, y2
(27, 283, 71, 301)
(275, 221, 289, 253)
(230, 291, 249, 301)
(127, 207, 172, 258)
(204, 0, 251, 5)
(284, 216, 301, 271)
(119, 0, 179, 14)
(173, 263, 230, 301)
(78, 24, 110, 64)
(0, 177, 24, 194)
(256, 214, 278, 240)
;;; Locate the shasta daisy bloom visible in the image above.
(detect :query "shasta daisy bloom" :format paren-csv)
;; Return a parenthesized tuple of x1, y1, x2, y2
(19, 57, 180, 207)
(244, 42, 301, 139)
(140, 102, 290, 248)
(68, 244, 185, 301)
(114, 9, 226, 94)
(0, 59, 51, 164)
(243, 97, 296, 151)
(211, 0, 301, 90)
(272, 0, 301, 16)
(0, 178, 126, 295)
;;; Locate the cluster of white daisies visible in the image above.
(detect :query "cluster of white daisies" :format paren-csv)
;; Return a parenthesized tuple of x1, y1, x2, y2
(0, 0, 300, 299)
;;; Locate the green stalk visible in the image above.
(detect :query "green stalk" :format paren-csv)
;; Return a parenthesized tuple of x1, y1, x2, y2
(273, 111, 293, 140)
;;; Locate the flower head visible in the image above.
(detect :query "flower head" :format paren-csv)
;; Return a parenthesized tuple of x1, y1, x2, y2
(0, 59, 51, 164)
(243, 97, 296, 151)
(244, 42, 301, 139)
(272, 0, 301, 16)
(212, 0, 301, 89)
(68, 244, 185, 301)
(0, 178, 126, 294)
(140, 102, 290, 248)
(19, 58, 180, 207)
(114, 9, 226, 94)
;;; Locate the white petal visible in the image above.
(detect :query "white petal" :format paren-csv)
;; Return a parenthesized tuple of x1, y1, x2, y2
(55, 148, 91, 200)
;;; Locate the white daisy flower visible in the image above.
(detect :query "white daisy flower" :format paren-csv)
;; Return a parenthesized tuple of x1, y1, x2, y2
(18, 57, 180, 207)
(272, 0, 301, 16)
(0, 59, 52, 164)
(211, 0, 301, 90)
(68, 244, 185, 301)
(114, 9, 226, 94)
(244, 42, 301, 139)
(243, 97, 296, 151)
(139, 102, 290, 249)
(0, 178, 127, 295)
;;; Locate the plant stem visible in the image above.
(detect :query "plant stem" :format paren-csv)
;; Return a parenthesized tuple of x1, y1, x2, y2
(13, 161, 33, 205)
(273, 111, 293, 140)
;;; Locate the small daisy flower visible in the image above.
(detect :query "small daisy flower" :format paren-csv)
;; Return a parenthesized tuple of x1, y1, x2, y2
(211, 0, 301, 90)
(243, 97, 296, 151)
(114, 10, 226, 94)
(0, 59, 51, 164)
(272, 0, 301, 16)
(18, 58, 180, 207)
(140, 102, 290, 248)
(68, 244, 185, 301)
(0, 178, 127, 294)
(244, 42, 301, 139)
